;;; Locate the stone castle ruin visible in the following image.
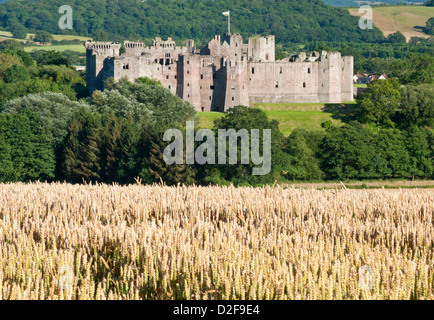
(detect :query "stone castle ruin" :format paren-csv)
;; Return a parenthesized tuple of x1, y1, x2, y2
(85, 33, 353, 112)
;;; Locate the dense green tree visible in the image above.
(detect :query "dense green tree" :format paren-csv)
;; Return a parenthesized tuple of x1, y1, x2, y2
(99, 78, 196, 129)
(0, 134, 13, 182)
(99, 112, 122, 183)
(211, 106, 287, 185)
(355, 78, 401, 126)
(116, 113, 141, 184)
(136, 124, 196, 186)
(0, 41, 33, 67)
(0, 39, 22, 52)
(92, 30, 111, 41)
(0, 53, 22, 78)
(35, 51, 71, 67)
(1, 92, 87, 149)
(320, 123, 385, 180)
(0, 0, 385, 44)
(38, 65, 79, 85)
(398, 84, 434, 129)
(283, 128, 325, 181)
(324, 0, 423, 5)
(425, 17, 434, 35)
(9, 22, 27, 39)
(386, 31, 406, 44)
(33, 31, 54, 44)
(3, 64, 30, 83)
(405, 126, 433, 179)
(320, 122, 433, 180)
(394, 53, 434, 84)
(340, 46, 363, 62)
(373, 129, 411, 178)
(0, 110, 55, 182)
(12, 49, 34, 67)
(0, 78, 78, 106)
(89, 89, 150, 121)
(1, 92, 88, 177)
(63, 109, 102, 182)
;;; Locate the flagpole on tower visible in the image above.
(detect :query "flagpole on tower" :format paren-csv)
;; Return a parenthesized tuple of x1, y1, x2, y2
(222, 11, 230, 33)
(228, 11, 230, 33)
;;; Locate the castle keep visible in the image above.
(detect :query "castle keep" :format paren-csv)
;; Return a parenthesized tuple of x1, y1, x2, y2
(85, 33, 353, 112)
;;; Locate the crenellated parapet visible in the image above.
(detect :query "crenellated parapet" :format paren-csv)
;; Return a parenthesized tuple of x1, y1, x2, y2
(85, 41, 121, 56)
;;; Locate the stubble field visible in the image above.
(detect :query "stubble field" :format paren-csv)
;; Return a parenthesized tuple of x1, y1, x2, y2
(0, 182, 433, 300)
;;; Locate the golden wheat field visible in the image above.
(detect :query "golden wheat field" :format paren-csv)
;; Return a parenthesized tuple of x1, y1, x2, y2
(0, 182, 433, 300)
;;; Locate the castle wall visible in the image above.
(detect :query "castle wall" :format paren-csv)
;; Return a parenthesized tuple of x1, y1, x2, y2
(124, 39, 194, 60)
(248, 61, 319, 103)
(113, 56, 179, 96)
(86, 34, 354, 111)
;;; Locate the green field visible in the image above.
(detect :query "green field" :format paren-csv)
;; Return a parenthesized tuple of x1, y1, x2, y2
(0, 30, 27, 42)
(23, 44, 86, 53)
(0, 30, 91, 42)
(347, 5, 434, 41)
(0, 31, 90, 53)
(197, 103, 355, 136)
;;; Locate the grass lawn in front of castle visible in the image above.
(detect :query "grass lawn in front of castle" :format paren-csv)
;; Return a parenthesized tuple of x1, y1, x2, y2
(264, 110, 342, 135)
(196, 102, 351, 136)
(195, 112, 224, 129)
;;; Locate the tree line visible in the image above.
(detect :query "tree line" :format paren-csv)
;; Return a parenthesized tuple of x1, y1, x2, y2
(0, 40, 86, 106)
(304, 39, 434, 81)
(0, 37, 432, 185)
(0, 77, 432, 185)
(0, 0, 385, 45)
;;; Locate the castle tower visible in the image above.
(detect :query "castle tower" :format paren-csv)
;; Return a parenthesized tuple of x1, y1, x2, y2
(341, 56, 354, 102)
(221, 56, 249, 112)
(177, 54, 202, 110)
(186, 39, 195, 53)
(85, 41, 121, 94)
(222, 33, 243, 57)
(318, 51, 342, 103)
(247, 35, 275, 62)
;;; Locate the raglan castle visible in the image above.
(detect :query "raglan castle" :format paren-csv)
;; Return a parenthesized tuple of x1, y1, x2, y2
(85, 33, 354, 112)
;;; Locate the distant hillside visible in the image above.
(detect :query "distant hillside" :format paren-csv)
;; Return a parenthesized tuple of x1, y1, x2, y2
(323, 0, 426, 6)
(348, 5, 434, 41)
(0, 0, 385, 44)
